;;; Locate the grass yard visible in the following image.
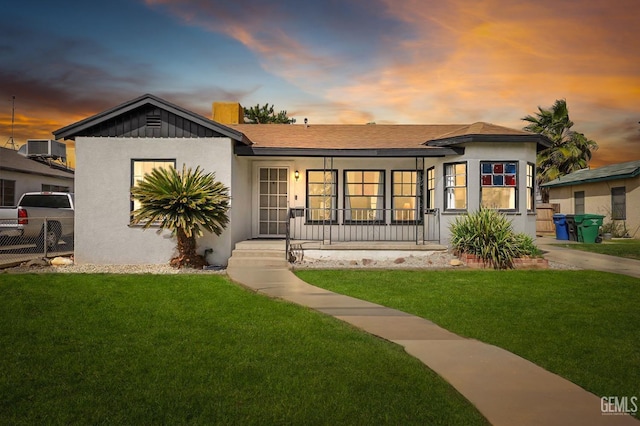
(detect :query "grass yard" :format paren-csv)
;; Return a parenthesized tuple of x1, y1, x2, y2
(296, 269, 640, 400)
(554, 238, 640, 260)
(0, 274, 487, 425)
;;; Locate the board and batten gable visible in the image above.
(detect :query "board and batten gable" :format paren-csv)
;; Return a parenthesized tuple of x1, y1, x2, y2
(74, 137, 235, 265)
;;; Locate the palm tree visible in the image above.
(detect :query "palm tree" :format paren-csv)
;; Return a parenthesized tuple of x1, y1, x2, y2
(522, 99, 598, 201)
(131, 164, 230, 268)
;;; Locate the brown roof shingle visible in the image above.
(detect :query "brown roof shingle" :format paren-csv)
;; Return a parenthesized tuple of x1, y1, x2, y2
(231, 122, 532, 149)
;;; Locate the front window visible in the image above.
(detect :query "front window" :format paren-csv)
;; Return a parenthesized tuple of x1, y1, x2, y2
(131, 159, 176, 213)
(480, 162, 517, 210)
(306, 170, 337, 222)
(611, 187, 626, 220)
(0, 179, 15, 206)
(344, 170, 384, 222)
(392, 170, 423, 222)
(445, 163, 466, 210)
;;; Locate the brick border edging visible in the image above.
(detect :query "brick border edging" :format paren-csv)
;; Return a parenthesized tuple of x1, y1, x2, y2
(457, 253, 549, 269)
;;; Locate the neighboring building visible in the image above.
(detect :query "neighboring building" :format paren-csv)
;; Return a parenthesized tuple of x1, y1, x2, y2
(542, 160, 640, 239)
(54, 94, 550, 266)
(0, 146, 74, 206)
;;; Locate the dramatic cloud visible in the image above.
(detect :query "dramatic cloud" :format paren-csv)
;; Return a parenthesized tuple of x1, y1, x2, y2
(1, 0, 638, 167)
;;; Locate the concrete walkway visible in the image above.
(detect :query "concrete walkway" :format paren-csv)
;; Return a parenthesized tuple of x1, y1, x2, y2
(226, 241, 639, 425)
(537, 236, 640, 279)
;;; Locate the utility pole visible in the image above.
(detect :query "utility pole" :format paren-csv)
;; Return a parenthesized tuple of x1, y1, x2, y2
(4, 96, 16, 149)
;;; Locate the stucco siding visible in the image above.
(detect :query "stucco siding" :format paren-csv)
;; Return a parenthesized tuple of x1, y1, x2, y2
(75, 137, 234, 265)
(1, 170, 73, 203)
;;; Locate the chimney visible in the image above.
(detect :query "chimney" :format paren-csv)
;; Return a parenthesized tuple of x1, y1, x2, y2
(212, 102, 244, 124)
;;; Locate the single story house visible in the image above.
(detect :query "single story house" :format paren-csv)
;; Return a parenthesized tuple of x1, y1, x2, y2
(53, 94, 550, 266)
(541, 160, 640, 238)
(0, 146, 74, 206)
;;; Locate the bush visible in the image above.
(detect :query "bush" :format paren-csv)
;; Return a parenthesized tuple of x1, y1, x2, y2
(450, 209, 538, 269)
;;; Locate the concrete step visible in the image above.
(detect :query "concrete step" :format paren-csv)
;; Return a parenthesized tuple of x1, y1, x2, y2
(227, 256, 289, 269)
(235, 240, 286, 251)
(230, 249, 286, 258)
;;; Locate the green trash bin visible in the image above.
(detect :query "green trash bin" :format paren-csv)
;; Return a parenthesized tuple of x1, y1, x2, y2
(577, 214, 605, 243)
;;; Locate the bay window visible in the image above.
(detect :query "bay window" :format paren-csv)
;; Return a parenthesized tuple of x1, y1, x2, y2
(445, 163, 467, 210)
(480, 162, 517, 210)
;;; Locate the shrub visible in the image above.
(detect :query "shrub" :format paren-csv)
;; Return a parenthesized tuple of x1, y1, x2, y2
(450, 208, 525, 269)
(514, 233, 543, 257)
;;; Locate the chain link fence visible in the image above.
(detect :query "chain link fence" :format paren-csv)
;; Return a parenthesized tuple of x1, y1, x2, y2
(0, 216, 74, 268)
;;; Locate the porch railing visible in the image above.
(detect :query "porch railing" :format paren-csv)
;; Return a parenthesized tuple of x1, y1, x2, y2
(286, 207, 440, 255)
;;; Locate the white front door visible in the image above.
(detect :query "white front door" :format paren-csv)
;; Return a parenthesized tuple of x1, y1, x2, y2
(255, 166, 290, 237)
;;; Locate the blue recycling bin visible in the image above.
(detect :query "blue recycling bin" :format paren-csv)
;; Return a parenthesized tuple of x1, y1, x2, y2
(552, 214, 569, 240)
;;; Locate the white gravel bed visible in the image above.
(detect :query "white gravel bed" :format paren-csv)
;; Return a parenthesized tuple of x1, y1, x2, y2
(2, 254, 578, 274)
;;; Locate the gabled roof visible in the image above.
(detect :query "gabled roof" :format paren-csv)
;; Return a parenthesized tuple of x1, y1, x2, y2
(541, 160, 640, 187)
(54, 94, 248, 143)
(0, 147, 74, 179)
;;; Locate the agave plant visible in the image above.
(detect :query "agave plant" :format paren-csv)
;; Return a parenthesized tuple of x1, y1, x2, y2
(450, 208, 525, 269)
(131, 164, 230, 268)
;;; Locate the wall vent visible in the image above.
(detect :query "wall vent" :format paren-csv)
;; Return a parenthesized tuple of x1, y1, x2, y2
(146, 114, 162, 128)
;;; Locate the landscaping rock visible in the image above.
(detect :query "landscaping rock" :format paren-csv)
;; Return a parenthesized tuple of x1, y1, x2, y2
(394, 257, 406, 264)
(362, 258, 374, 266)
(450, 259, 464, 266)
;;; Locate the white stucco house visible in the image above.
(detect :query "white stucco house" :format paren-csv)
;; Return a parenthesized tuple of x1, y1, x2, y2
(53, 94, 550, 266)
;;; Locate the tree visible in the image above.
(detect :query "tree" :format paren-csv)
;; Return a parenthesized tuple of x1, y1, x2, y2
(522, 99, 598, 202)
(244, 103, 296, 124)
(131, 164, 230, 269)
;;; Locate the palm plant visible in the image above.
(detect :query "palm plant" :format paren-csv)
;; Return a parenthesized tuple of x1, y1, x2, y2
(131, 164, 230, 268)
(522, 99, 598, 201)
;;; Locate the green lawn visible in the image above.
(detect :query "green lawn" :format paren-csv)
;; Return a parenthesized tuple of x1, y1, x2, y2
(296, 269, 640, 400)
(554, 238, 640, 260)
(0, 274, 487, 425)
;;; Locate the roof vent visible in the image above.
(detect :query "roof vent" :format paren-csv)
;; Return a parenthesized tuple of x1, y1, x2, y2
(26, 139, 66, 160)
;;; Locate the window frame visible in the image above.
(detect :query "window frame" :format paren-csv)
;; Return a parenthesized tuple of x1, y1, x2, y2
(426, 166, 435, 211)
(611, 187, 626, 220)
(343, 170, 385, 223)
(574, 191, 585, 215)
(305, 169, 338, 223)
(391, 170, 423, 224)
(526, 162, 535, 212)
(444, 162, 467, 212)
(0, 179, 16, 207)
(480, 161, 518, 212)
(130, 159, 176, 222)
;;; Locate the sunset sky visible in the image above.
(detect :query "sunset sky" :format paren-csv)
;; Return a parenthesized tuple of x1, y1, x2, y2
(1, 0, 638, 167)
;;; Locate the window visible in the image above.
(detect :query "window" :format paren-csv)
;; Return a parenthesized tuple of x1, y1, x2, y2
(444, 163, 466, 210)
(42, 184, 70, 193)
(131, 160, 175, 213)
(611, 187, 626, 220)
(526, 163, 535, 212)
(306, 170, 337, 222)
(480, 162, 517, 210)
(574, 191, 585, 215)
(344, 170, 384, 222)
(0, 179, 15, 206)
(426, 167, 435, 210)
(392, 170, 423, 222)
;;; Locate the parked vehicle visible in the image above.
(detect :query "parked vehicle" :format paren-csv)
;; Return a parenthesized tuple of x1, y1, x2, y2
(0, 192, 74, 251)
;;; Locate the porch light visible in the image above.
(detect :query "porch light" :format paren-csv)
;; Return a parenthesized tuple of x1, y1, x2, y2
(294, 170, 300, 181)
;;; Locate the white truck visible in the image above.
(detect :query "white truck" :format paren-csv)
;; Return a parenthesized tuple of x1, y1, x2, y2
(0, 192, 74, 251)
